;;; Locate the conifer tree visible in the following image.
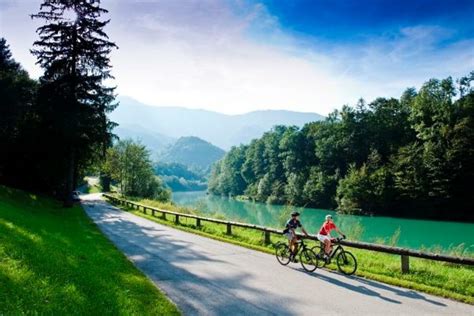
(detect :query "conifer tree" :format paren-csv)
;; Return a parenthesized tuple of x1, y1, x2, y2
(31, 0, 117, 206)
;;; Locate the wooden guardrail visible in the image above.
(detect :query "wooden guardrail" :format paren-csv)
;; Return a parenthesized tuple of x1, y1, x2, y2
(103, 194, 474, 273)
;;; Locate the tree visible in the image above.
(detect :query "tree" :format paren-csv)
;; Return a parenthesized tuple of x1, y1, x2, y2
(208, 72, 474, 220)
(336, 151, 392, 215)
(103, 140, 170, 201)
(31, 0, 117, 206)
(0, 38, 38, 189)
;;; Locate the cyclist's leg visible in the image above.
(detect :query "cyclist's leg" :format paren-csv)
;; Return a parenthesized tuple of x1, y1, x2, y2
(317, 233, 331, 256)
(324, 239, 332, 255)
(286, 232, 294, 255)
(292, 236, 299, 254)
(289, 235, 296, 254)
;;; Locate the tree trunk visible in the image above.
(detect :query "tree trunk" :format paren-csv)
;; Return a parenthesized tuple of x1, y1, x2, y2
(63, 148, 75, 207)
(73, 160, 79, 193)
(101, 174, 111, 192)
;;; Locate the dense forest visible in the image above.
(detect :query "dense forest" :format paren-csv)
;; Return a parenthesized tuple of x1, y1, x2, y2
(0, 0, 204, 203)
(155, 162, 207, 192)
(209, 73, 474, 221)
(0, 1, 131, 205)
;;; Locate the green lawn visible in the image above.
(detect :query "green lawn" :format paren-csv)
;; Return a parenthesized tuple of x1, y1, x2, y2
(115, 196, 474, 304)
(0, 186, 180, 315)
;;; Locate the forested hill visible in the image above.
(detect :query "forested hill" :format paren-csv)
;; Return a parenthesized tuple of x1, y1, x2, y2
(208, 73, 474, 221)
(158, 136, 226, 173)
(111, 96, 324, 149)
(154, 162, 207, 192)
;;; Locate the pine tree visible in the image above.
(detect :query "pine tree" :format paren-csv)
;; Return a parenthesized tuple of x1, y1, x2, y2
(31, 0, 117, 206)
(0, 38, 37, 188)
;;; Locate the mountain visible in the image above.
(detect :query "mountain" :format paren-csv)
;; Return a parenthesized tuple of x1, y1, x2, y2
(158, 136, 226, 172)
(114, 124, 175, 154)
(110, 96, 324, 149)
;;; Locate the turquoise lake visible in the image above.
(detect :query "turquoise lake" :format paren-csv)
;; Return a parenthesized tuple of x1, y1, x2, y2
(172, 191, 474, 252)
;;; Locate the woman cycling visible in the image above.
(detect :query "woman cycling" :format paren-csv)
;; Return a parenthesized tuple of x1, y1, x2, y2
(317, 214, 345, 260)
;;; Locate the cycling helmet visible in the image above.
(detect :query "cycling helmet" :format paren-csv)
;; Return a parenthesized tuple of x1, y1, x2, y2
(325, 214, 333, 220)
(291, 211, 300, 217)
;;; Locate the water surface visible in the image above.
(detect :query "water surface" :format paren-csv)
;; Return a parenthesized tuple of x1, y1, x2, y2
(172, 191, 474, 252)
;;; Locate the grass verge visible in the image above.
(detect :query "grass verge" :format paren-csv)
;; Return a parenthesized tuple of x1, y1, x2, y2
(0, 186, 180, 315)
(113, 196, 474, 305)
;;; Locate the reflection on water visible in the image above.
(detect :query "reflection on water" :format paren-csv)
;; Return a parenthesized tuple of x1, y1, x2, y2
(172, 191, 474, 251)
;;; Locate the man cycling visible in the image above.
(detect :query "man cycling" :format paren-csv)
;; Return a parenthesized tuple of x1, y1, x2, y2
(317, 214, 346, 261)
(283, 211, 309, 262)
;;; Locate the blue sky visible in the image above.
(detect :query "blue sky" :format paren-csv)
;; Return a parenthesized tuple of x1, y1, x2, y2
(0, 0, 473, 115)
(259, 0, 474, 42)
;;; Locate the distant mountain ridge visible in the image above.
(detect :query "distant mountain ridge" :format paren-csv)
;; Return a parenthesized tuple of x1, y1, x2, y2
(111, 96, 324, 150)
(114, 124, 175, 154)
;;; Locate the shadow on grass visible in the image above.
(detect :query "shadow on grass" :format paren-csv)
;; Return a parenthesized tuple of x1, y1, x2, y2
(0, 190, 178, 314)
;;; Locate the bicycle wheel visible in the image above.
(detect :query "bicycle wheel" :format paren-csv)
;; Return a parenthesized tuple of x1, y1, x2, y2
(299, 248, 319, 272)
(311, 245, 327, 268)
(275, 243, 291, 266)
(336, 250, 357, 275)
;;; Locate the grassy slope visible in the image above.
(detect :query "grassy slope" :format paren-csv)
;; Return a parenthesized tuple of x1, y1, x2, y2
(0, 186, 180, 315)
(117, 197, 474, 304)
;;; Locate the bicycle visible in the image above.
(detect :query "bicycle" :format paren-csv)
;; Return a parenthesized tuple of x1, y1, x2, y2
(275, 238, 319, 272)
(311, 237, 357, 275)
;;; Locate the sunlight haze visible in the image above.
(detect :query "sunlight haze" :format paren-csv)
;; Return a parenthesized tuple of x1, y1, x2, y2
(1, 0, 473, 115)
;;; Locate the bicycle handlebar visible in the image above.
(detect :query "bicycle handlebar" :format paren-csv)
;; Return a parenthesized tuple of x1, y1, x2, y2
(332, 236, 346, 243)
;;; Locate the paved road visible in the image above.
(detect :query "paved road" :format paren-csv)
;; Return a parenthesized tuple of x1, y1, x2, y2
(81, 194, 473, 315)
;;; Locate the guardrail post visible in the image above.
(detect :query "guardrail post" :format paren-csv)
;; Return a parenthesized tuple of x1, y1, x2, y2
(151, 209, 155, 216)
(264, 231, 271, 245)
(161, 212, 166, 220)
(175, 215, 180, 224)
(196, 218, 201, 227)
(143, 206, 146, 214)
(226, 223, 232, 235)
(401, 255, 410, 273)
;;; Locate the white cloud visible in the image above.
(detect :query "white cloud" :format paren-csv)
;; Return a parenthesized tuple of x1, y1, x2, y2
(1, 0, 473, 115)
(104, 0, 366, 114)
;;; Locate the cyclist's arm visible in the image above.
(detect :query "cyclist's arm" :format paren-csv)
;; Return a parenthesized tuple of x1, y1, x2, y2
(335, 226, 346, 238)
(301, 227, 309, 236)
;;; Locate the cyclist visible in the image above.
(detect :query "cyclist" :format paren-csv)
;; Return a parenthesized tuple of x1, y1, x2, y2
(283, 211, 309, 262)
(317, 214, 345, 261)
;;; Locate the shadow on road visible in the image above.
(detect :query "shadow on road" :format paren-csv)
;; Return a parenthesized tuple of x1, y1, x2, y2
(291, 266, 447, 307)
(356, 277, 447, 307)
(83, 197, 301, 315)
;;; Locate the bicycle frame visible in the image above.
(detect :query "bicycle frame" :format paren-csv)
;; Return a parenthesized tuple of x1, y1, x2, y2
(311, 238, 358, 275)
(291, 239, 309, 256)
(315, 240, 344, 260)
(327, 244, 344, 259)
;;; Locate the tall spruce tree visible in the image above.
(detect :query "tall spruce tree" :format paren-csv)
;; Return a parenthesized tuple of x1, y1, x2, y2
(0, 38, 38, 188)
(31, 0, 117, 206)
